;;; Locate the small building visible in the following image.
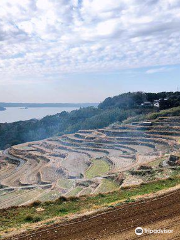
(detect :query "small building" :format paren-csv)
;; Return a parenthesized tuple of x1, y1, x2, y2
(153, 98, 169, 108)
(154, 102, 160, 107)
(141, 121, 152, 126)
(141, 101, 153, 107)
(153, 100, 160, 108)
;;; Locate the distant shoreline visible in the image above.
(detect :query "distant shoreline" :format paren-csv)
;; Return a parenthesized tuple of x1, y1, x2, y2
(0, 103, 98, 108)
(0, 106, 81, 123)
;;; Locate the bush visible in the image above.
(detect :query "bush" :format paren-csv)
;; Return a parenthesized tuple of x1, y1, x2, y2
(59, 208, 68, 214)
(67, 196, 79, 202)
(98, 193, 105, 198)
(24, 215, 42, 223)
(44, 201, 53, 206)
(29, 200, 41, 207)
(32, 216, 41, 223)
(125, 198, 135, 203)
(24, 215, 34, 222)
(55, 196, 68, 204)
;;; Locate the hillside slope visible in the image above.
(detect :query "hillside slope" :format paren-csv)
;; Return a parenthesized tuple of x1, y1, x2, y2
(1, 91, 180, 150)
(1, 114, 180, 208)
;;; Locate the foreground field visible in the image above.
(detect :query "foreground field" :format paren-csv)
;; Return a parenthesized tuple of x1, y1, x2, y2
(1, 115, 180, 208)
(1, 176, 180, 239)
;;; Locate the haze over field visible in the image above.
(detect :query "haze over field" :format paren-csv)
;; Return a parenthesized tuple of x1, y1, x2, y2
(0, 0, 180, 103)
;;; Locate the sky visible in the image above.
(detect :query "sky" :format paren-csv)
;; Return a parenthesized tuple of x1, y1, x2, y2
(0, 0, 180, 103)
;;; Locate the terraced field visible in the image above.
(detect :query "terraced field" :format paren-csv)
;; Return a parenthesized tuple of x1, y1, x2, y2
(0, 116, 180, 208)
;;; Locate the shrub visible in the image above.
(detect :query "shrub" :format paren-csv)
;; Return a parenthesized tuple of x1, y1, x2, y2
(59, 208, 68, 214)
(98, 193, 105, 198)
(125, 198, 135, 203)
(55, 196, 68, 204)
(24, 214, 42, 223)
(29, 200, 41, 207)
(24, 215, 34, 222)
(67, 196, 79, 202)
(44, 201, 52, 206)
(32, 216, 41, 223)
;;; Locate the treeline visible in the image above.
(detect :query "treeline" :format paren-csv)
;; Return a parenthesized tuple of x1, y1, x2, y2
(99, 91, 180, 110)
(0, 91, 180, 149)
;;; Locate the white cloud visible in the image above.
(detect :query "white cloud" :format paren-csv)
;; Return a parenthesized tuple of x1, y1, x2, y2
(146, 67, 174, 74)
(0, 0, 180, 84)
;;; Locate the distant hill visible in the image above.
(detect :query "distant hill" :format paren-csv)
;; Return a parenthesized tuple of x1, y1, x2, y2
(99, 91, 180, 110)
(0, 102, 98, 108)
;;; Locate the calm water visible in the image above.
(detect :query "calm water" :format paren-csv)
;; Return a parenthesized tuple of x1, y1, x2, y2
(0, 107, 79, 123)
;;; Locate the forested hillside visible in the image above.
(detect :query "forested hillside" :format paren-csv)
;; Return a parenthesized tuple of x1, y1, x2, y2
(0, 91, 180, 149)
(99, 92, 180, 110)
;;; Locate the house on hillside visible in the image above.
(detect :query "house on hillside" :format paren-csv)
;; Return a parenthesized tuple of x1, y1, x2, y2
(153, 100, 160, 108)
(141, 101, 153, 107)
(153, 98, 169, 108)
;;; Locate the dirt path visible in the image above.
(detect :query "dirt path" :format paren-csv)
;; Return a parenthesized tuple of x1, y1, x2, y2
(5, 187, 180, 240)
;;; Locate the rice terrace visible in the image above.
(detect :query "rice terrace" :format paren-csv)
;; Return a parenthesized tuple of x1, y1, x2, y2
(0, 108, 180, 239)
(0, 114, 180, 207)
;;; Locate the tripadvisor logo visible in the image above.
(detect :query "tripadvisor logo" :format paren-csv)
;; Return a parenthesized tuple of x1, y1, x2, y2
(135, 227, 143, 235)
(135, 227, 173, 235)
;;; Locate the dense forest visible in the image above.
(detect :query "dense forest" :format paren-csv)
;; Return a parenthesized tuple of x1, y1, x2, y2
(99, 91, 180, 110)
(0, 91, 180, 149)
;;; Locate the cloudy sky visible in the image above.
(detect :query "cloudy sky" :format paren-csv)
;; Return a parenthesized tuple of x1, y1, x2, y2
(0, 0, 180, 103)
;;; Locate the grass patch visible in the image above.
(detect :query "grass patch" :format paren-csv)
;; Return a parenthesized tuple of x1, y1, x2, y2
(147, 106, 180, 120)
(147, 157, 166, 168)
(124, 106, 180, 123)
(66, 187, 83, 197)
(58, 179, 74, 189)
(85, 159, 110, 179)
(37, 190, 61, 202)
(79, 188, 92, 195)
(170, 167, 180, 177)
(45, 220, 55, 225)
(0, 176, 180, 233)
(95, 179, 119, 194)
(125, 198, 136, 203)
(59, 208, 68, 215)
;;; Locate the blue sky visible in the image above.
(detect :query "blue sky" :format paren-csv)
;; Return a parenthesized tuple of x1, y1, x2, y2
(0, 0, 180, 103)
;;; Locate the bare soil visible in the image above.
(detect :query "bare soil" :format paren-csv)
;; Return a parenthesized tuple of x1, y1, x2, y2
(5, 187, 180, 240)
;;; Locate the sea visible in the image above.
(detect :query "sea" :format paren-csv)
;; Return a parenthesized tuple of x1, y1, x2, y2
(0, 107, 79, 123)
